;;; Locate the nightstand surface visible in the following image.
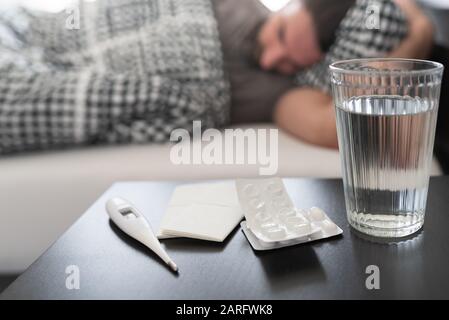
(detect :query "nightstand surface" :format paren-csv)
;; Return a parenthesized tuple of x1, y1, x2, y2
(2, 177, 449, 299)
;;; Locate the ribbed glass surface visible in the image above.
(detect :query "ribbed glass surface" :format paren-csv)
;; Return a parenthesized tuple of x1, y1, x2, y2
(330, 59, 443, 238)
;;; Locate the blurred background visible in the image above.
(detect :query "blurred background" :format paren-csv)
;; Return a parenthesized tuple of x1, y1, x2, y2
(1, 0, 448, 45)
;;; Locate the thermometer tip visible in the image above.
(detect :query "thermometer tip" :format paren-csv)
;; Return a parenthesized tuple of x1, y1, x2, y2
(168, 261, 178, 272)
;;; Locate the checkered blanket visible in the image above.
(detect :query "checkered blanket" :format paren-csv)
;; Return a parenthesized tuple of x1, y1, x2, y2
(0, 0, 408, 154)
(296, 0, 408, 92)
(0, 0, 229, 154)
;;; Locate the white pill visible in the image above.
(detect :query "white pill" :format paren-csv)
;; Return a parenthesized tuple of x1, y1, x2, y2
(243, 184, 259, 198)
(249, 198, 265, 210)
(262, 226, 287, 241)
(255, 211, 271, 222)
(288, 223, 312, 235)
(271, 196, 289, 208)
(285, 216, 307, 225)
(266, 182, 283, 195)
(277, 208, 296, 219)
(321, 220, 338, 233)
(309, 207, 327, 221)
(260, 221, 277, 229)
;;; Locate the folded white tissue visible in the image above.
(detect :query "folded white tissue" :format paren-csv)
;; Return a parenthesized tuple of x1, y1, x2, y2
(157, 182, 244, 242)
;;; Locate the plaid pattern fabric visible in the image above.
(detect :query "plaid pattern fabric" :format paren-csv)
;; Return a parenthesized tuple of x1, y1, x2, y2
(296, 0, 408, 92)
(0, 0, 229, 154)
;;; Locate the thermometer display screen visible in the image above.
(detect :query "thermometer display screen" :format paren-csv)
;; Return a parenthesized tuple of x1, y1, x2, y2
(119, 208, 137, 219)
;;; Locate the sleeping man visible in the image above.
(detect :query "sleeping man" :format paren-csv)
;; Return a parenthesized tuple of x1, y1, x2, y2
(266, 0, 433, 148)
(0, 0, 433, 154)
(220, 0, 434, 148)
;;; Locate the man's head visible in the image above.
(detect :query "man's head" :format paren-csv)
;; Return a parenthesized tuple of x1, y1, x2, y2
(257, 1, 323, 74)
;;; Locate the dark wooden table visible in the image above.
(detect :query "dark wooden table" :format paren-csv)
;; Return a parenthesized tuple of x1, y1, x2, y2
(2, 177, 449, 300)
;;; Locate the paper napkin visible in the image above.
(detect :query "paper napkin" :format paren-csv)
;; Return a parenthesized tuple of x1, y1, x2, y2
(157, 182, 243, 242)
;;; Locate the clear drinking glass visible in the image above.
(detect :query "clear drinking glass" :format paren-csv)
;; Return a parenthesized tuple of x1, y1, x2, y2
(330, 58, 444, 238)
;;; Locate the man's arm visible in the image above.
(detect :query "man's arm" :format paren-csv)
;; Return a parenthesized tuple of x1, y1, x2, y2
(388, 0, 434, 59)
(274, 88, 337, 148)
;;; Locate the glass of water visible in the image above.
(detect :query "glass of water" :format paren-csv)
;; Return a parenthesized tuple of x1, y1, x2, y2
(330, 59, 444, 238)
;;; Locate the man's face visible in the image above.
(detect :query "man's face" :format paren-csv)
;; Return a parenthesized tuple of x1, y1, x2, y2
(257, 4, 323, 74)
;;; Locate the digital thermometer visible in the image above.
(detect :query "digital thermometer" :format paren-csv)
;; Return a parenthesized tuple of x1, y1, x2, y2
(106, 197, 178, 272)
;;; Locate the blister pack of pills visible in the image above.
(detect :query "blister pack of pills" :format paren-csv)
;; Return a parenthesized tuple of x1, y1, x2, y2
(236, 178, 343, 250)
